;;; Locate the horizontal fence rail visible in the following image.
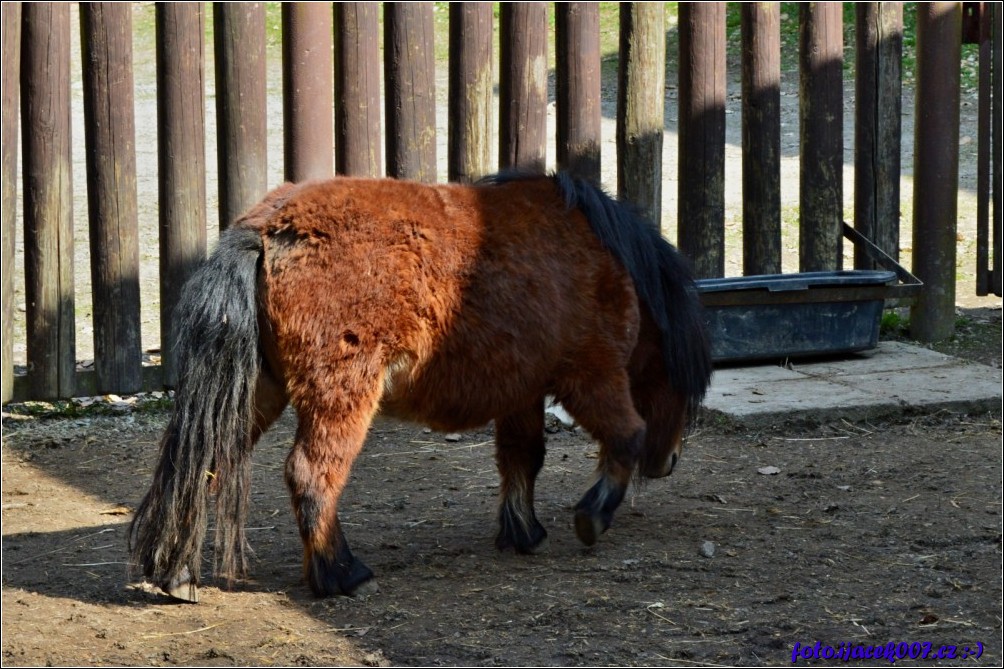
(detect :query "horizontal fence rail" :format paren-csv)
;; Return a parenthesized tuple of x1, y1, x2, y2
(1, 2, 997, 402)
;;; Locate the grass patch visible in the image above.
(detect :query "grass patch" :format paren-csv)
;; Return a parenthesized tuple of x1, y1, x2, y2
(881, 310, 909, 337)
(4, 394, 173, 420)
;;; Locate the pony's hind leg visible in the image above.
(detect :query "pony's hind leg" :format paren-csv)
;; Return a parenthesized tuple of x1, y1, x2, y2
(494, 398, 548, 553)
(251, 366, 289, 448)
(559, 370, 646, 546)
(251, 315, 290, 444)
(284, 366, 383, 597)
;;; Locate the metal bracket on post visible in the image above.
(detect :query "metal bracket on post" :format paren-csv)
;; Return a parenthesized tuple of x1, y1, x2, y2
(842, 222, 922, 304)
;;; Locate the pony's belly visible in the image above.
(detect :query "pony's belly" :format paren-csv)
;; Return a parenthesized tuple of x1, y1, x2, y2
(379, 359, 531, 432)
(379, 382, 499, 432)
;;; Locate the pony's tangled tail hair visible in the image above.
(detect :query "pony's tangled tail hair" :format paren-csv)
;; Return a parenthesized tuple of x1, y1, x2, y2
(128, 225, 264, 591)
(553, 172, 713, 416)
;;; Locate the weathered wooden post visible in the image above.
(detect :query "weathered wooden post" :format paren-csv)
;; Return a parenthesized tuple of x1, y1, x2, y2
(2, 2, 20, 403)
(975, 3, 1001, 297)
(448, 2, 493, 183)
(911, 2, 962, 341)
(678, 2, 726, 279)
(214, 2, 267, 230)
(21, 3, 75, 399)
(854, 3, 902, 270)
(334, 3, 382, 177)
(500, 3, 547, 171)
(556, 2, 601, 182)
(995, 5, 1003, 297)
(385, 2, 437, 183)
(799, 3, 843, 272)
(283, 2, 334, 182)
(157, 2, 207, 388)
(80, 2, 143, 394)
(740, 2, 782, 276)
(617, 2, 665, 232)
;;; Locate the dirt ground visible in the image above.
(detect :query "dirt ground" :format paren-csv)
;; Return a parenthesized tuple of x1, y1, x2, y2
(3, 311, 1001, 667)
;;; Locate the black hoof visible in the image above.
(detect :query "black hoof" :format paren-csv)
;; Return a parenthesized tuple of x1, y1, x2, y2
(573, 509, 606, 547)
(308, 547, 377, 597)
(347, 577, 380, 597)
(573, 477, 626, 547)
(496, 502, 548, 554)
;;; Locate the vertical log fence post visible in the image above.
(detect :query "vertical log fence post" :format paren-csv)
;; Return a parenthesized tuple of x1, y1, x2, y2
(975, 3, 1001, 297)
(994, 4, 1003, 297)
(214, 2, 267, 230)
(740, 2, 782, 276)
(447, 2, 493, 183)
(975, 2, 991, 296)
(556, 2, 601, 182)
(2, 2, 20, 403)
(21, 3, 75, 399)
(799, 3, 843, 272)
(617, 2, 665, 232)
(385, 2, 437, 183)
(283, 2, 334, 183)
(157, 2, 207, 388)
(678, 2, 726, 279)
(334, 3, 382, 177)
(854, 3, 903, 270)
(911, 2, 962, 341)
(499, 2, 547, 172)
(80, 2, 142, 394)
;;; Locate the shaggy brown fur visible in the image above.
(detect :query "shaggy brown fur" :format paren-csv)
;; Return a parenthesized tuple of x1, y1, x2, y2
(129, 173, 711, 600)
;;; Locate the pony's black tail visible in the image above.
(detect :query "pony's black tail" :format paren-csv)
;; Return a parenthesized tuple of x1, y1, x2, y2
(553, 172, 713, 416)
(129, 225, 264, 592)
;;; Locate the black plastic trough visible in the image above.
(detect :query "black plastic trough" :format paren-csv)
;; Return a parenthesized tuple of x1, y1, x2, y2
(695, 223, 922, 363)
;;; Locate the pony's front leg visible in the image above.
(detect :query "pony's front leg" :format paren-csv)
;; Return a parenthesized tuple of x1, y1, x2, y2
(560, 371, 646, 546)
(494, 399, 548, 553)
(572, 428, 644, 546)
(285, 405, 379, 597)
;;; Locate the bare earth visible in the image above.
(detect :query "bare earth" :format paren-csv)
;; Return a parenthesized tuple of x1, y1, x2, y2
(2, 318, 1001, 666)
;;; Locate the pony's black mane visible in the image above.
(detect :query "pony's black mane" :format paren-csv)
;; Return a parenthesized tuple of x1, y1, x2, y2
(480, 170, 713, 415)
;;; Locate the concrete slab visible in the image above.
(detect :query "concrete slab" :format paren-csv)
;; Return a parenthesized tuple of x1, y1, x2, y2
(704, 341, 1002, 426)
(793, 341, 957, 376)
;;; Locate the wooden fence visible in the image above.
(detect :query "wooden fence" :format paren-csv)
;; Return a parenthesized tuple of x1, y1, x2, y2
(1, 2, 999, 403)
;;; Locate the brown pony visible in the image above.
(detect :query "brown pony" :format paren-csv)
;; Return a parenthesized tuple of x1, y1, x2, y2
(129, 172, 712, 602)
